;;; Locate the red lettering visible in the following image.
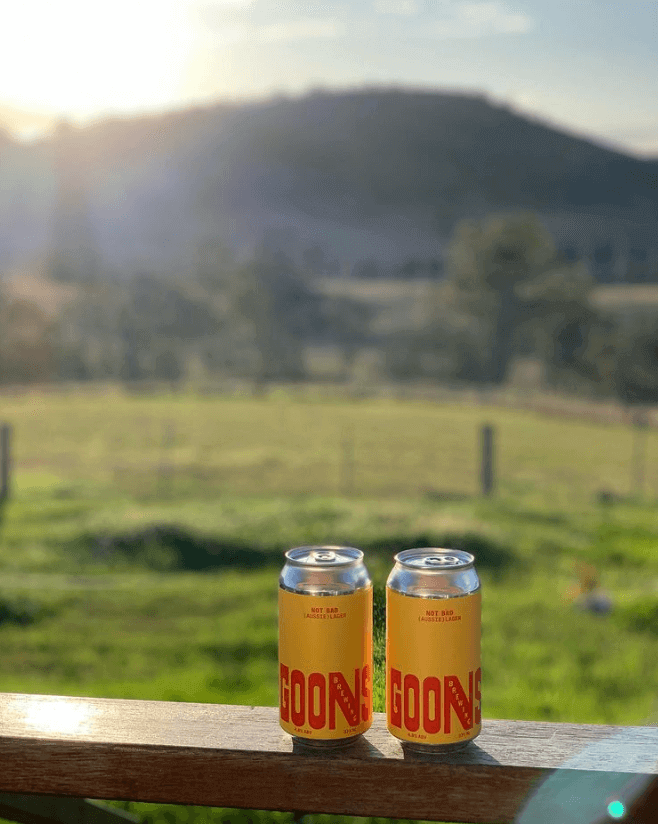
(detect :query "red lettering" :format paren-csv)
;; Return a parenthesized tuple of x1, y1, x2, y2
(474, 667, 481, 724)
(280, 664, 289, 722)
(388, 670, 480, 735)
(361, 664, 371, 723)
(403, 674, 420, 732)
(291, 669, 305, 726)
(390, 667, 402, 727)
(329, 669, 360, 728)
(444, 674, 473, 733)
(422, 676, 441, 734)
(279, 665, 371, 730)
(308, 672, 326, 730)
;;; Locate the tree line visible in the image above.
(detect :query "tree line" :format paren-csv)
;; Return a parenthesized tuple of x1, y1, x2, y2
(1, 211, 658, 406)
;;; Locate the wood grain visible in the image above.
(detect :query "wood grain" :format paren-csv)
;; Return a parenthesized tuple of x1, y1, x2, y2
(0, 693, 656, 823)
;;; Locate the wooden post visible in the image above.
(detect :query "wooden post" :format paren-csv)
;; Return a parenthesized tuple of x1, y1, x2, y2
(631, 410, 648, 499)
(156, 420, 175, 498)
(341, 424, 355, 496)
(481, 424, 495, 497)
(0, 424, 11, 503)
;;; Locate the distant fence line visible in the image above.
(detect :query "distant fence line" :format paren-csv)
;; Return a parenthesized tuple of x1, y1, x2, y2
(1, 377, 657, 429)
(109, 411, 658, 502)
(2, 381, 658, 503)
(0, 413, 495, 500)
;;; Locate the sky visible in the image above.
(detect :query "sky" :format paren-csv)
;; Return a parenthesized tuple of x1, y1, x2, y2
(1, 0, 656, 156)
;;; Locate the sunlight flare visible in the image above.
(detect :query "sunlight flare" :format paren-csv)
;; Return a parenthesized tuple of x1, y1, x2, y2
(19, 696, 100, 736)
(2, 0, 195, 118)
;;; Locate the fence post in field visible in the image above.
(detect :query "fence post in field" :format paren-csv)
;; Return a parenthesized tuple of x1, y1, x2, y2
(156, 420, 176, 498)
(0, 424, 11, 504)
(481, 424, 495, 497)
(631, 410, 648, 499)
(341, 424, 355, 496)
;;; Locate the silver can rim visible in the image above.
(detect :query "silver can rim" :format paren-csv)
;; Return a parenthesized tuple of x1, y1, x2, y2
(285, 545, 364, 567)
(393, 547, 475, 570)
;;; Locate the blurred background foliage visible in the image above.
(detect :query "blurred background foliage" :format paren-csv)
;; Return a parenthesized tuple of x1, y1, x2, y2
(2, 209, 658, 411)
(2, 90, 658, 408)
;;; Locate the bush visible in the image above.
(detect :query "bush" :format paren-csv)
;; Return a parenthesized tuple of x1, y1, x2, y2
(0, 595, 46, 627)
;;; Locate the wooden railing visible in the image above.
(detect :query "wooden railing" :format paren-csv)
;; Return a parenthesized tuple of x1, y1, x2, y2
(0, 692, 656, 823)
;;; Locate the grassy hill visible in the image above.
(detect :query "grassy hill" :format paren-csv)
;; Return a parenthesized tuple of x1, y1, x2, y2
(1, 387, 657, 823)
(1, 88, 657, 277)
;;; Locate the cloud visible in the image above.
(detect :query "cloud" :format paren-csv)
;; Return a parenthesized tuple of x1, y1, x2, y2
(372, 0, 421, 14)
(194, 4, 340, 44)
(200, 0, 255, 6)
(257, 18, 341, 42)
(431, 2, 533, 38)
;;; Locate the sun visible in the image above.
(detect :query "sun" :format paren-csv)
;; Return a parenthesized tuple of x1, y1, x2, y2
(1, 0, 195, 121)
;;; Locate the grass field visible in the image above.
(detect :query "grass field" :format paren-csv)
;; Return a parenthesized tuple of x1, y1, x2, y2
(1, 386, 657, 824)
(2, 383, 658, 503)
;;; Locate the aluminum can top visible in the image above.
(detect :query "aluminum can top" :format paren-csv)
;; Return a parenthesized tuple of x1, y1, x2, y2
(285, 546, 363, 567)
(281, 545, 370, 595)
(387, 547, 479, 599)
(394, 548, 474, 570)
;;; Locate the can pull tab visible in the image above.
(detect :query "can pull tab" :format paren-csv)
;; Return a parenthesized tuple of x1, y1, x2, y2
(313, 550, 337, 563)
(426, 555, 460, 566)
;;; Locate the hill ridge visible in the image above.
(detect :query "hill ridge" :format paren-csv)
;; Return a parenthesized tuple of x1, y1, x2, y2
(1, 87, 656, 279)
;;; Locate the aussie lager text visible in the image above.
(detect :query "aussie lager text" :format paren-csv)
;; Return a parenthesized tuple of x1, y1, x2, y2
(386, 549, 481, 751)
(279, 546, 372, 745)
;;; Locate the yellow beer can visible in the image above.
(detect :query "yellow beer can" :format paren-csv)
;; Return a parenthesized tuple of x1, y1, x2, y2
(278, 546, 373, 746)
(386, 548, 481, 752)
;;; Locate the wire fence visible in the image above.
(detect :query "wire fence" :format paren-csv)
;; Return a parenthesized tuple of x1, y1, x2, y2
(3, 382, 658, 506)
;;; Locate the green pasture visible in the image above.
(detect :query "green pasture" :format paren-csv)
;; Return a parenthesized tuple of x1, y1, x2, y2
(1, 387, 657, 824)
(2, 384, 658, 504)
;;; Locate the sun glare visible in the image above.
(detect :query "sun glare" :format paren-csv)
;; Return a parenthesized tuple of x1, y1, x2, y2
(2, 0, 195, 120)
(20, 696, 99, 736)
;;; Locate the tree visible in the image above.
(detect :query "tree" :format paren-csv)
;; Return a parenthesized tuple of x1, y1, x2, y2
(0, 298, 55, 383)
(302, 245, 339, 277)
(154, 349, 183, 382)
(192, 240, 236, 291)
(611, 329, 658, 498)
(445, 212, 593, 385)
(232, 253, 318, 383)
(614, 331, 658, 406)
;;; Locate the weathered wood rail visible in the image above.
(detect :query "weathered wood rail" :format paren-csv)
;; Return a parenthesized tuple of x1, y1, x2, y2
(0, 693, 656, 823)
